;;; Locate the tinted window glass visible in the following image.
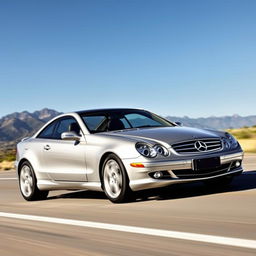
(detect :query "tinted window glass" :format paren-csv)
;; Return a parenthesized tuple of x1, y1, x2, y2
(124, 113, 160, 128)
(119, 117, 131, 128)
(80, 110, 174, 133)
(37, 120, 57, 139)
(53, 118, 80, 139)
(83, 115, 108, 132)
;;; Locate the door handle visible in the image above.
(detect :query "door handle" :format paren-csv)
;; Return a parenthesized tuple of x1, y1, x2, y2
(44, 145, 51, 151)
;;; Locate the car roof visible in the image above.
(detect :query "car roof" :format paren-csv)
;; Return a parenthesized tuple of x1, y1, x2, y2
(76, 108, 146, 115)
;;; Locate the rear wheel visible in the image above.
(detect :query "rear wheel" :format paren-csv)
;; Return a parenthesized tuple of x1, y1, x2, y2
(19, 161, 49, 201)
(102, 154, 132, 203)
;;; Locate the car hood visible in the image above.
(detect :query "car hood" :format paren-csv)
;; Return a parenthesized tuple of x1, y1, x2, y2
(106, 126, 222, 145)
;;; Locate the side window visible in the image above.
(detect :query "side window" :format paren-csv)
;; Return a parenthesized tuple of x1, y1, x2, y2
(119, 117, 131, 128)
(82, 115, 108, 132)
(37, 120, 58, 139)
(52, 118, 81, 140)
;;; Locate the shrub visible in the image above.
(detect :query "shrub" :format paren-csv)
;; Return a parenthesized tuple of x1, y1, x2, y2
(235, 131, 253, 139)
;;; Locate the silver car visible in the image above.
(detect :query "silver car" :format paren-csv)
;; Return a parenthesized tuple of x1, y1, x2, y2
(16, 108, 243, 203)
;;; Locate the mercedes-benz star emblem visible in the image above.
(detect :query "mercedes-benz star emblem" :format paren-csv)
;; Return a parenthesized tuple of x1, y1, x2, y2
(194, 141, 208, 152)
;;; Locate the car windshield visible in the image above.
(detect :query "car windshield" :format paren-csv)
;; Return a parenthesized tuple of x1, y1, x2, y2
(80, 110, 175, 133)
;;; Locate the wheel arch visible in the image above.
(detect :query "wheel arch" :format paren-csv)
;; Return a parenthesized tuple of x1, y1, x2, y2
(17, 158, 30, 175)
(99, 152, 115, 184)
(98, 151, 130, 183)
(17, 158, 39, 180)
(99, 151, 132, 203)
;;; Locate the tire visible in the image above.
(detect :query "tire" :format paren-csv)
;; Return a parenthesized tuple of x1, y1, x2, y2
(102, 154, 132, 203)
(19, 161, 49, 201)
(203, 175, 234, 190)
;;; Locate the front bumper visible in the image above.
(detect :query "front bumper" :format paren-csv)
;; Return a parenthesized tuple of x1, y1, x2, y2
(123, 152, 244, 191)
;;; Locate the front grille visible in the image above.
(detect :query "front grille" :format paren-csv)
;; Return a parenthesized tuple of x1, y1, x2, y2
(172, 162, 238, 179)
(172, 138, 222, 154)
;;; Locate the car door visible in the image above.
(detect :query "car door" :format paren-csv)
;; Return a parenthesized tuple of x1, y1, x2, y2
(40, 116, 87, 182)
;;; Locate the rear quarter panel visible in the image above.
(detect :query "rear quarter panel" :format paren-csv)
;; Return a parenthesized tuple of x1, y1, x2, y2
(16, 138, 51, 180)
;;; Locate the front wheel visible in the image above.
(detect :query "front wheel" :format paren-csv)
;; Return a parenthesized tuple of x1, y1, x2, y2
(19, 161, 49, 201)
(102, 154, 132, 203)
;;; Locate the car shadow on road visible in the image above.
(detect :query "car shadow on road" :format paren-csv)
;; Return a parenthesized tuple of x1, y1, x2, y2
(46, 171, 256, 203)
(47, 190, 107, 200)
(140, 170, 256, 202)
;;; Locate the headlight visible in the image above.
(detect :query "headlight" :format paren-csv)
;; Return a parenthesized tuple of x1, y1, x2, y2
(153, 144, 169, 156)
(223, 133, 238, 149)
(136, 142, 169, 158)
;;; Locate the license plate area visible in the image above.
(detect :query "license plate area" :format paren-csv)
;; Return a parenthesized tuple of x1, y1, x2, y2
(193, 157, 221, 171)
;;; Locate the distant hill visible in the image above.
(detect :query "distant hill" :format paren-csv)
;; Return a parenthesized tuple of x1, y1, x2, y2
(1, 108, 256, 150)
(166, 115, 256, 130)
(0, 108, 61, 149)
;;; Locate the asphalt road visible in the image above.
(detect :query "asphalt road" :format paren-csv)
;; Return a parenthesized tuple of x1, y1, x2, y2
(0, 155, 256, 256)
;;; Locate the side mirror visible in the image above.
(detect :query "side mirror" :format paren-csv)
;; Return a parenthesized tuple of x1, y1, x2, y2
(61, 131, 81, 141)
(174, 121, 183, 126)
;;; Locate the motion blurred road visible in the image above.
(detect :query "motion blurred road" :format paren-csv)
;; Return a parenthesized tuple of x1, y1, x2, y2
(0, 154, 256, 256)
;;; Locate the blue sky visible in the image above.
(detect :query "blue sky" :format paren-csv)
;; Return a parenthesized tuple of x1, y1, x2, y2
(0, 0, 255, 118)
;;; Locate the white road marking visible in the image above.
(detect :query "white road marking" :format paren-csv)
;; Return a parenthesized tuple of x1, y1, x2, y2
(0, 212, 256, 249)
(0, 178, 17, 180)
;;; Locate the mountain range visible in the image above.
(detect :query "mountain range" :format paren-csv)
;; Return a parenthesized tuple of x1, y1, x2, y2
(0, 108, 61, 149)
(0, 108, 256, 150)
(166, 115, 256, 130)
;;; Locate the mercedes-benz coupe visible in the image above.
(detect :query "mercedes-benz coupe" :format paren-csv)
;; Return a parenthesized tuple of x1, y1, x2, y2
(16, 108, 243, 203)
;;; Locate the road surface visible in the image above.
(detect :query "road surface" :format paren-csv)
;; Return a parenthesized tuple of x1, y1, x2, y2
(0, 154, 256, 256)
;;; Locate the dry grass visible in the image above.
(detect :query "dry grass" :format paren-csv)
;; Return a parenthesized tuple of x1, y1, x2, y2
(227, 126, 256, 139)
(227, 126, 256, 153)
(0, 161, 15, 171)
(238, 139, 256, 153)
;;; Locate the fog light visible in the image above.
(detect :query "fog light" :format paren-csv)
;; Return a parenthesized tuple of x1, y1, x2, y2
(153, 171, 163, 179)
(235, 161, 241, 167)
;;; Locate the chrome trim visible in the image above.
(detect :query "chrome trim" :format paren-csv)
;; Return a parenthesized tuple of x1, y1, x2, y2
(171, 138, 223, 155)
(220, 152, 244, 161)
(194, 141, 208, 151)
